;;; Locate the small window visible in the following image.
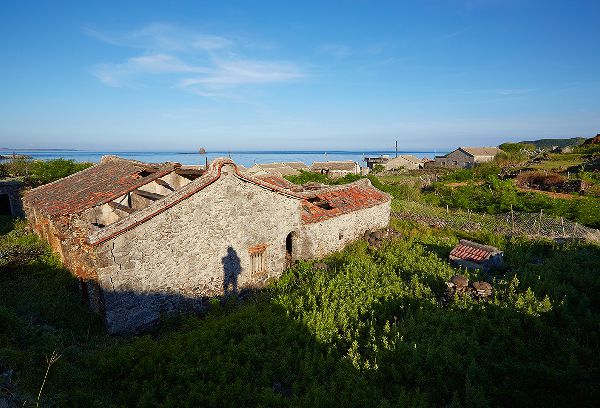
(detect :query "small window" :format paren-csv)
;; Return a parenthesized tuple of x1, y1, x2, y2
(249, 244, 267, 276)
(453, 160, 458, 166)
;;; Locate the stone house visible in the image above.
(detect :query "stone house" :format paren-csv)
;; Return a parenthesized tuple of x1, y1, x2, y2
(310, 161, 360, 178)
(246, 162, 309, 177)
(23, 156, 390, 333)
(434, 147, 502, 169)
(363, 156, 390, 170)
(384, 155, 424, 171)
(449, 239, 503, 271)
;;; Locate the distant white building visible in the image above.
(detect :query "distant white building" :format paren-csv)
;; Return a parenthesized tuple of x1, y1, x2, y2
(310, 161, 360, 178)
(384, 155, 424, 170)
(246, 162, 309, 177)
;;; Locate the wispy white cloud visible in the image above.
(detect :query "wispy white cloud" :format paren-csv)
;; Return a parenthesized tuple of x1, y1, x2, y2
(87, 23, 305, 96)
(319, 43, 352, 58)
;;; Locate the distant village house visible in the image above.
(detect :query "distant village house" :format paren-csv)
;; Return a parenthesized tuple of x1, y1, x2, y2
(310, 161, 360, 178)
(434, 147, 502, 169)
(364, 155, 424, 171)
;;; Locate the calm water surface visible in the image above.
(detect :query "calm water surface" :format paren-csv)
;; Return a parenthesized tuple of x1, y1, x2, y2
(2, 150, 442, 167)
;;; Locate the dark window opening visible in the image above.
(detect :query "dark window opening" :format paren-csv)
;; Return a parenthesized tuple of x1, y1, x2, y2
(137, 170, 154, 178)
(286, 232, 293, 256)
(92, 222, 105, 228)
(308, 197, 333, 210)
(0, 194, 11, 215)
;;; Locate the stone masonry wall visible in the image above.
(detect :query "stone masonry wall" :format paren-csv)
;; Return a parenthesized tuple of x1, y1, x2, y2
(296, 200, 390, 260)
(94, 165, 302, 333)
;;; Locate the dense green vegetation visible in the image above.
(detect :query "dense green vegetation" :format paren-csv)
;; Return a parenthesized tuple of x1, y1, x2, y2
(519, 137, 586, 149)
(1, 153, 599, 406)
(0, 158, 92, 185)
(498, 142, 535, 153)
(437, 163, 500, 182)
(426, 177, 600, 228)
(1, 213, 599, 406)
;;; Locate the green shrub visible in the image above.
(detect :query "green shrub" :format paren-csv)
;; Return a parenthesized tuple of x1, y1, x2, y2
(371, 164, 385, 174)
(1, 158, 92, 185)
(428, 176, 600, 227)
(29, 159, 92, 185)
(498, 142, 536, 153)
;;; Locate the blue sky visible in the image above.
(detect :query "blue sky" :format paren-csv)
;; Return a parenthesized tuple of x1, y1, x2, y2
(1, 0, 599, 151)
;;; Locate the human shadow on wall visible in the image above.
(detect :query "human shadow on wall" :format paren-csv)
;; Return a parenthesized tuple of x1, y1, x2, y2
(222, 246, 241, 296)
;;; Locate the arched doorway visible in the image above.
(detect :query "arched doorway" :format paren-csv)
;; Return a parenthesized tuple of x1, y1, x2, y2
(285, 232, 294, 268)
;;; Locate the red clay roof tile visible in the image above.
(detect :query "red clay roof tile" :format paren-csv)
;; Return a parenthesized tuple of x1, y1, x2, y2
(24, 158, 177, 217)
(301, 184, 389, 224)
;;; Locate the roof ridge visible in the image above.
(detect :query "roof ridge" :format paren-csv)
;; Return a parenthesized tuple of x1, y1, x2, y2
(88, 157, 304, 246)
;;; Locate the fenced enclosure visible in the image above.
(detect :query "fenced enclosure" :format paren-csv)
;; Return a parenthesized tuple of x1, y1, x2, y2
(393, 200, 600, 243)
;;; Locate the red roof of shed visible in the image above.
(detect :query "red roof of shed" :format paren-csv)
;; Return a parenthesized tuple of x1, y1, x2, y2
(449, 240, 500, 263)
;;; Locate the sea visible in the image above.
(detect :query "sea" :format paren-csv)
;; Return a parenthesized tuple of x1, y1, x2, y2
(0, 150, 442, 168)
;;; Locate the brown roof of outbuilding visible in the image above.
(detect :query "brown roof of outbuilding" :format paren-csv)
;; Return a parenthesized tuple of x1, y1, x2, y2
(23, 157, 178, 217)
(310, 161, 358, 172)
(458, 147, 502, 157)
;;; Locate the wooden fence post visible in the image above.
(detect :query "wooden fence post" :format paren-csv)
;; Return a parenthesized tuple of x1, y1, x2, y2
(511, 204, 515, 233)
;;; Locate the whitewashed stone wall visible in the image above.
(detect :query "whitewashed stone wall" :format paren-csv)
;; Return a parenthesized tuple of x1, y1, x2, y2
(95, 165, 302, 333)
(296, 201, 390, 259)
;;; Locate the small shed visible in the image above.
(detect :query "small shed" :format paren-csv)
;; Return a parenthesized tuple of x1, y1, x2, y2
(310, 161, 360, 178)
(384, 155, 423, 171)
(449, 239, 503, 271)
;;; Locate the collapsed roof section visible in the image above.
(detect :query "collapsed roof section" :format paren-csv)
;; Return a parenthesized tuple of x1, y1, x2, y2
(23, 156, 186, 217)
(23, 156, 391, 245)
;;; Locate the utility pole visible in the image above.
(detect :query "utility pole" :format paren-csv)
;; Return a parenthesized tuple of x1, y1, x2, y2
(395, 140, 398, 158)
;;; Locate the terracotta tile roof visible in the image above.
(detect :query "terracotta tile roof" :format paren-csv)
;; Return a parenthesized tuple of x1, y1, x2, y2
(310, 161, 358, 172)
(23, 157, 178, 217)
(255, 175, 297, 189)
(87, 157, 306, 246)
(459, 147, 502, 157)
(449, 240, 501, 263)
(301, 182, 390, 224)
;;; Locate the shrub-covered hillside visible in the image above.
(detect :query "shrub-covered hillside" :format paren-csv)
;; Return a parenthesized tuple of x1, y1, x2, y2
(1, 215, 598, 407)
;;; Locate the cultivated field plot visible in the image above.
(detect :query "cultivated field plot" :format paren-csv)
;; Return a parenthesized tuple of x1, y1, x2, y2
(393, 200, 600, 243)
